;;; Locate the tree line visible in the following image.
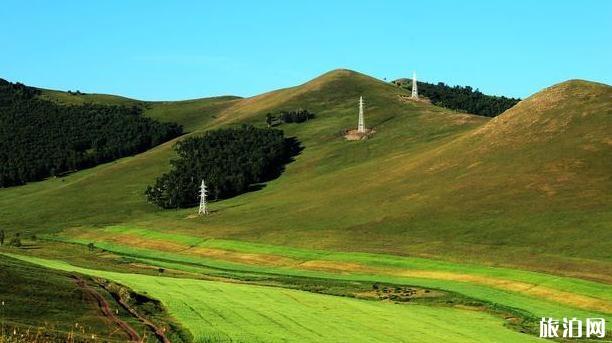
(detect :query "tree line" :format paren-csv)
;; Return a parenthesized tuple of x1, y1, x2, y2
(266, 109, 315, 127)
(0, 78, 183, 187)
(145, 125, 300, 209)
(393, 79, 520, 117)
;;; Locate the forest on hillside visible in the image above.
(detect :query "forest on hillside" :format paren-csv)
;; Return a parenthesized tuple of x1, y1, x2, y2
(393, 79, 520, 117)
(0, 78, 183, 187)
(146, 125, 299, 209)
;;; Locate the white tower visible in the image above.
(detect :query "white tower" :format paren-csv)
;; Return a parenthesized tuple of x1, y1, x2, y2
(411, 71, 418, 99)
(198, 180, 209, 215)
(357, 96, 365, 133)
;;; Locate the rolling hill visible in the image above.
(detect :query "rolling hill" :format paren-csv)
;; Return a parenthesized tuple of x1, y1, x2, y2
(2, 69, 609, 277)
(0, 69, 610, 341)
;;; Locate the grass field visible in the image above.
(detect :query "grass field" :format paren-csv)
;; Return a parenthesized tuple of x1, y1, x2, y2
(5, 254, 543, 343)
(0, 69, 610, 341)
(0, 255, 149, 342)
(37, 226, 612, 320)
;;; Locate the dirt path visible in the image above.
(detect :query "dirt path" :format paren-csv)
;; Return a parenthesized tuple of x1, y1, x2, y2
(72, 275, 142, 342)
(96, 280, 171, 343)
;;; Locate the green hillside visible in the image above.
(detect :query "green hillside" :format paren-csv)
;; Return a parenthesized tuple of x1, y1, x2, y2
(0, 254, 175, 342)
(2, 70, 609, 276)
(5, 254, 544, 343)
(39, 87, 242, 132)
(0, 69, 610, 341)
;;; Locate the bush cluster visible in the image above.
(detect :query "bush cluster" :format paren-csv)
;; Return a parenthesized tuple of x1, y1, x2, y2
(266, 109, 314, 126)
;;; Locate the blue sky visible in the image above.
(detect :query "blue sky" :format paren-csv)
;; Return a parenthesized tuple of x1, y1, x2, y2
(1, 0, 610, 100)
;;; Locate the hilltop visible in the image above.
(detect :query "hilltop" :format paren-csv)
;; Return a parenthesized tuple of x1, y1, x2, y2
(0, 70, 610, 280)
(37, 85, 243, 132)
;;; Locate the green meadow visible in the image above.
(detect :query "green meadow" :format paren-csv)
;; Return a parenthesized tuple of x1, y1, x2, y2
(53, 225, 612, 302)
(0, 70, 610, 340)
(5, 254, 542, 343)
(38, 226, 612, 323)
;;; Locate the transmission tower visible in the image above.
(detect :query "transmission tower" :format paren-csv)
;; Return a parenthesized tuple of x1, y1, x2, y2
(411, 71, 418, 99)
(198, 180, 209, 215)
(357, 96, 365, 133)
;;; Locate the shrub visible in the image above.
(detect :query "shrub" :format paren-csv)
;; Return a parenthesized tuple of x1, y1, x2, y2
(9, 237, 22, 247)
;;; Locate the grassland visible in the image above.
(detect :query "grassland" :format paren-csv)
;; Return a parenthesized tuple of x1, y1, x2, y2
(1, 70, 609, 278)
(36, 226, 612, 320)
(0, 255, 150, 342)
(3, 223, 611, 340)
(4, 254, 544, 343)
(0, 69, 610, 341)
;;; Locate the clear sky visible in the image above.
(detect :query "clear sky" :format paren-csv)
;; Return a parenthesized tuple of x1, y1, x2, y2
(1, 0, 610, 100)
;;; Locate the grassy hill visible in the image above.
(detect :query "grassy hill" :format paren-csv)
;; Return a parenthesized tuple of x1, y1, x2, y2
(0, 69, 610, 277)
(0, 69, 610, 341)
(39, 87, 242, 132)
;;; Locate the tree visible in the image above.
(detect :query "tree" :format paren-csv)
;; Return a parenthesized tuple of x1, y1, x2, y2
(9, 233, 21, 247)
(393, 79, 519, 117)
(265, 109, 314, 127)
(0, 78, 183, 188)
(0, 230, 4, 246)
(87, 242, 95, 252)
(146, 125, 300, 209)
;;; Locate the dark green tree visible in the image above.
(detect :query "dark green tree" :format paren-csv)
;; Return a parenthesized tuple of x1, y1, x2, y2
(9, 233, 21, 247)
(0, 78, 183, 187)
(146, 125, 300, 209)
(393, 79, 520, 117)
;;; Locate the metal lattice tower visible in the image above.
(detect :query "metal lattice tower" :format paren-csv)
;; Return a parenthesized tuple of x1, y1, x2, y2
(357, 96, 365, 133)
(198, 180, 209, 215)
(411, 71, 418, 99)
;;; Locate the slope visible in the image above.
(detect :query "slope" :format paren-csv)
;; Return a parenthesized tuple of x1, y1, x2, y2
(8, 254, 543, 343)
(0, 255, 148, 342)
(151, 74, 611, 278)
(0, 70, 610, 279)
(0, 69, 484, 230)
(39, 87, 242, 132)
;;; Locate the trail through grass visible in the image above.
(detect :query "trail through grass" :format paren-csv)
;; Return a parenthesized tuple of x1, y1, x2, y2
(4, 254, 542, 343)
